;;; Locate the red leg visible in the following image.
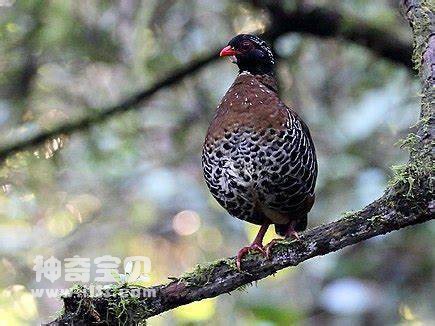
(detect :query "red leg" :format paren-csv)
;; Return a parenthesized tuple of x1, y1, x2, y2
(285, 222, 300, 240)
(265, 238, 280, 258)
(236, 224, 269, 270)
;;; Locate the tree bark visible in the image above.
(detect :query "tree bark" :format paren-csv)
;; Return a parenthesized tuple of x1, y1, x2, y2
(48, 1, 433, 324)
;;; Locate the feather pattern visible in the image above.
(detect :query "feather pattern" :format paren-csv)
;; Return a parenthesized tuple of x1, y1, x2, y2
(202, 72, 317, 228)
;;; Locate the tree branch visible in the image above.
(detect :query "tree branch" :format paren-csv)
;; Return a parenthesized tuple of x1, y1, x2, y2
(47, 1, 433, 324)
(0, 5, 412, 163)
(0, 51, 218, 163)
(251, 1, 413, 70)
(49, 193, 432, 325)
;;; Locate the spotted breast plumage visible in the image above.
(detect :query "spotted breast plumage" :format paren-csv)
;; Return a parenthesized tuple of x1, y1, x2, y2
(202, 34, 317, 269)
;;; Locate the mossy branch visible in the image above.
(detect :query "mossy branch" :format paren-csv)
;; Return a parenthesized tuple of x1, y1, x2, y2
(48, 191, 433, 325)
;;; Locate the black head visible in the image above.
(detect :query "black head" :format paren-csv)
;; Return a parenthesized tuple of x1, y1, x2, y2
(220, 34, 275, 75)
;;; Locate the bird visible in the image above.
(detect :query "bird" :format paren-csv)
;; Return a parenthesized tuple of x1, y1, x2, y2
(202, 34, 317, 269)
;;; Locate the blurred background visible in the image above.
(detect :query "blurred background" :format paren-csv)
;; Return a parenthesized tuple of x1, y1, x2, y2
(0, 0, 434, 325)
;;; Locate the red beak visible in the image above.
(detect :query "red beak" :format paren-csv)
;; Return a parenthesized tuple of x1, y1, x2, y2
(219, 45, 238, 57)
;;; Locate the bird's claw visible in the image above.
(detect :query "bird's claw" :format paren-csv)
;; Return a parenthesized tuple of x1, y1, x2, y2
(287, 230, 300, 240)
(236, 243, 266, 271)
(265, 239, 281, 259)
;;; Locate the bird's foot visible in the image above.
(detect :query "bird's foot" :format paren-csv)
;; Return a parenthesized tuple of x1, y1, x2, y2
(286, 229, 300, 240)
(236, 243, 266, 271)
(265, 239, 281, 259)
(283, 221, 301, 240)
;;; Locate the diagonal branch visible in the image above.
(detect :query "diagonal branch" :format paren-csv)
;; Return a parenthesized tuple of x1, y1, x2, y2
(48, 191, 433, 325)
(251, 0, 413, 69)
(0, 51, 218, 163)
(48, 1, 433, 324)
(0, 6, 412, 163)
